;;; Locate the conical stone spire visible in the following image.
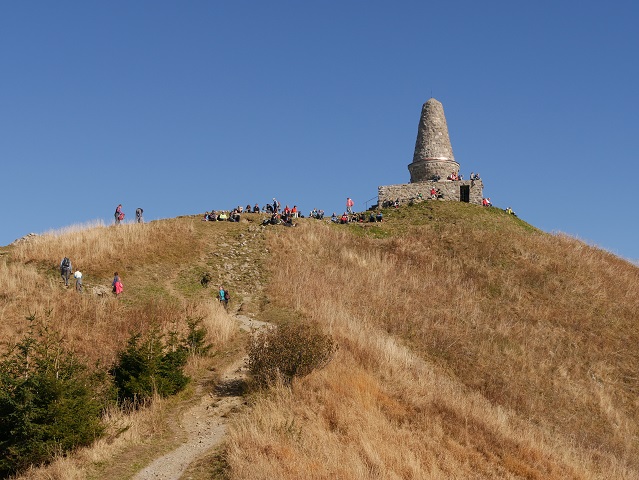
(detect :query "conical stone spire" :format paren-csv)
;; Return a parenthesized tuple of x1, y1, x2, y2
(408, 98, 460, 183)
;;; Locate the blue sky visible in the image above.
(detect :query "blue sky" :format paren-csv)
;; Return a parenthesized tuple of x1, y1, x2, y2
(1, 1, 638, 262)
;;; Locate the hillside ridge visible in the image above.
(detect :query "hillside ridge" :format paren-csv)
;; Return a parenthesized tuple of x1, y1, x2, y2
(2, 203, 638, 479)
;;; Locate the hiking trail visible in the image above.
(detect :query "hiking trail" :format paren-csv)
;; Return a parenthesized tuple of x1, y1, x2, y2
(132, 314, 270, 480)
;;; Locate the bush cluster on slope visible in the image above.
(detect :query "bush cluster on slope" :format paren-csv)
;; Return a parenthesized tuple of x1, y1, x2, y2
(248, 321, 337, 388)
(0, 313, 212, 477)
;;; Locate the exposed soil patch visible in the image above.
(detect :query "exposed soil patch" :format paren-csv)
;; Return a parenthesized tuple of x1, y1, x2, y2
(132, 314, 269, 480)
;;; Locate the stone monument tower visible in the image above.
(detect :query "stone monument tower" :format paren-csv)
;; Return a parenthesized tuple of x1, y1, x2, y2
(408, 98, 460, 182)
(377, 97, 483, 206)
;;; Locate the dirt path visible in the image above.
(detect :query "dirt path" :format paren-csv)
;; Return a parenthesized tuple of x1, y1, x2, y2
(132, 314, 270, 480)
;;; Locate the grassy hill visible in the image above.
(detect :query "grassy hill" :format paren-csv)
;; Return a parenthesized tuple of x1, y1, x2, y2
(1, 202, 638, 479)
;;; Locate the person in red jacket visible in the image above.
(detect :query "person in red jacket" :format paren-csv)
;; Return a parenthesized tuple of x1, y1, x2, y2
(346, 197, 354, 214)
(114, 204, 124, 225)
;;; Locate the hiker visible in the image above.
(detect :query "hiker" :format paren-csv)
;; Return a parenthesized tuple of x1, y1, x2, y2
(136, 207, 144, 223)
(376, 211, 383, 222)
(74, 270, 83, 293)
(115, 204, 124, 224)
(253, 204, 260, 213)
(272, 198, 280, 213)
(218, 286, 229, 309)
(60, 257, 73, 286)
(346, 197, 354, 214)
(112, 272, 123, 295)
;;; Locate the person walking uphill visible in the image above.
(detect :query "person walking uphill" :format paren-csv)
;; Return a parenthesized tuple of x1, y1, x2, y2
(112, 272, 123, 295)
(115, 204, 124, 225)
(74, 270, 83, 293)
(60, 257, 72, 286)
(218, 285, 229, 310)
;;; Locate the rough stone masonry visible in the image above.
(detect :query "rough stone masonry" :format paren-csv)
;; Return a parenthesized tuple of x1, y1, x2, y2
(377, 98, 483, 206)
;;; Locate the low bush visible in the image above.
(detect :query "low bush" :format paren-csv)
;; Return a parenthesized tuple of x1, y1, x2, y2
(247, 322, 337, 388)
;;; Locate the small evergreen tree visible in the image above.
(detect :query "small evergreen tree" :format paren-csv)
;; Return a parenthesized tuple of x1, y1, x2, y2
(184, 316, 212, 356)
(0, 315, 106, 478)
(110, 328, 190, 405)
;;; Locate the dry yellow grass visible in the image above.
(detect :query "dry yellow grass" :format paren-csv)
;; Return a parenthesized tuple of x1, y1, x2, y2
(14, 393, 170, 480)
(0, 215, 257, 479)
(225, 202, 639, 479)
(3, 203, 638, 479)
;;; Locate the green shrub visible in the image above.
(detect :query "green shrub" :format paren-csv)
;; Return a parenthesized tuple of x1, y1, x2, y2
(247, 322, 337, 388)
(184, 316, 212, 356)
(0, 315, 106, 478)
(110, 328, 190, 405)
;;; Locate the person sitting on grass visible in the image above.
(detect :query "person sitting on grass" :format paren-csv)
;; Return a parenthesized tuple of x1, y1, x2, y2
(376, 211, 383, 222)
(263, 213, 281, 225)
(340, 213, 349, 224)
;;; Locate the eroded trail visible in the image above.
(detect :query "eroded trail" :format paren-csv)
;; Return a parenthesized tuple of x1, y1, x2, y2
(133, 314, 270, 480)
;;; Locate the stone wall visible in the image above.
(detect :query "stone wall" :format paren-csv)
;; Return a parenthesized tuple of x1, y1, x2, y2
(378, 179, 483, 207)
(408, 158, 460, 184)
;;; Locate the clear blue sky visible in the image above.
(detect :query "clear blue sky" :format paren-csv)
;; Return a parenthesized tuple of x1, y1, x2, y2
(1, 1, 638, 262)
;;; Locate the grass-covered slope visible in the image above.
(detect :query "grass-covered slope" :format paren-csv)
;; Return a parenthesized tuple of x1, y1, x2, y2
(1, 216, 267, 363)
(226, 202, 639, 479)
(0, 215, 267, 478)
(1, 203, 637, 479)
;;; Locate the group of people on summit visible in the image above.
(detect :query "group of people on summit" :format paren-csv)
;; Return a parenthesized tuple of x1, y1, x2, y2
(59, 188, 512, 300)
